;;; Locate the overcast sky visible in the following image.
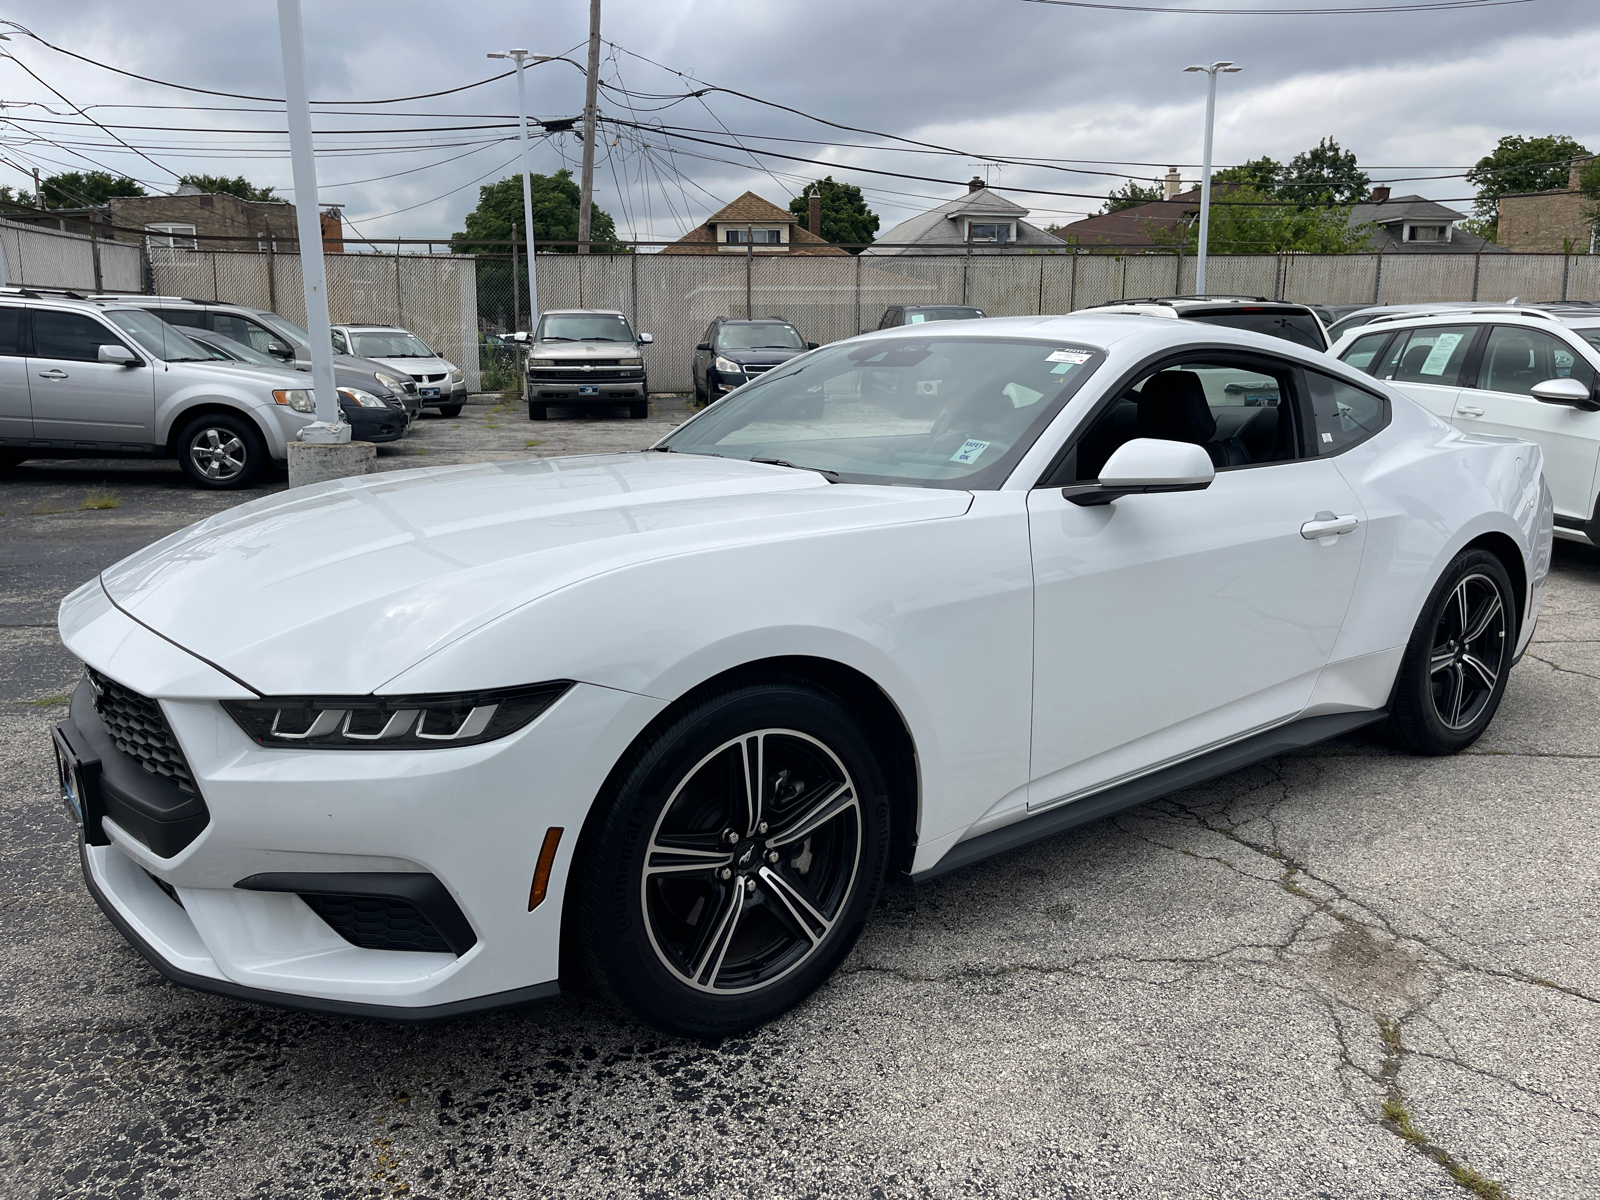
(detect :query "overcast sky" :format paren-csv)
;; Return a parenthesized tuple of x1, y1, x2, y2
(6, 0, 1598, 244)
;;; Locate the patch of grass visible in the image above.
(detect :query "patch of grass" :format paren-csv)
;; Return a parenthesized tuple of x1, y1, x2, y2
(1382, 1097, 1428, 1146)
(80, 488, 119, 510)
(1446, 1164, 1508, 1200)
(525, 439, 547, 448)
(484, 420, 499, 429)
(412, 446, 429, 456)
(1279, 868, 1315, 900)
(28, 502, 66, 516)
(1377, 1016, 1403, 1055)
(25, 695, 71, 707)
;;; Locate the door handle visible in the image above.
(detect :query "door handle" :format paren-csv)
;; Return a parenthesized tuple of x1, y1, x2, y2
(1457, 405, 1484, 417)
(1300, 511, 1359, 540)
(36, 369, 68, 380)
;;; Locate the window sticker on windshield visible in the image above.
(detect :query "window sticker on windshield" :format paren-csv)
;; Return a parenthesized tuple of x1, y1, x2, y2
(950, 439, 990, 464)
(1003, 382, 1044, 408)
(908, 313, 927, 324)
(1047, 349, 1091, 364)
(1419, 332, 1463, 376)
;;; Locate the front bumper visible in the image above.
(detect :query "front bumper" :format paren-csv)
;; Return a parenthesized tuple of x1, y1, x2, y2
(344, 407, 407, 443)
(56, 586, 668, 1016)
(528, 376, 647, 401)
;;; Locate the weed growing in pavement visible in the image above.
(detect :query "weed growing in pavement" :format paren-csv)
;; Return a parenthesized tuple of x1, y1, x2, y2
(1381, 1097, 1428, 1146)
(81, 488, 119, 510)
(25, 695, 70, 707)
(525, 439, 547, 448)
(1446, 1165, 1509, 1200)
(27, 502, 64, 515)
(412, 446, 428, 455)
(1279, 868, 1315, 900)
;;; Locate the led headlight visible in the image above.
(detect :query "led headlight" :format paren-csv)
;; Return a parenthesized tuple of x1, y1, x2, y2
(272, 388, 316, 414)
(338, 386, 389, 409)
(450, 367, 464, 383)
(223, 682, 572, 750)
(714, 356, 742, 374)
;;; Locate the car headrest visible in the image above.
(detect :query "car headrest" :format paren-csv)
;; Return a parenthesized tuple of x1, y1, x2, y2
(1137, 371, 1217, 444)
(1399, 343, 1435, 375)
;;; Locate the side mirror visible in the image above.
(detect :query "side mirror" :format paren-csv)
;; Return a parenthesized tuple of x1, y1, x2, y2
(267, 340, 294, 361)
(696, 341, 711, 352)
(509, 331, 530, 344)
(638, 332, 653, 345)
(1061, 438, 1215, 507)
(97, 344, 140, 366)
(806, 341, 819, 350)
(1530, 377, 1598, 410)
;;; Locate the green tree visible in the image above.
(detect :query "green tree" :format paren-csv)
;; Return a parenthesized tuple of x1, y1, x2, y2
(1277, 138, 1369, 208)
(179, 174, 277, 201)
(41, 171, 145, 208)
(788, 176, 878, 250)
(451, 169, 622, 329)
(1099, 179, 1164, 214)
(1213, 155, 1282, 194)
(1467, 134, 1592, 241)
(1152, 184, 1371, 254)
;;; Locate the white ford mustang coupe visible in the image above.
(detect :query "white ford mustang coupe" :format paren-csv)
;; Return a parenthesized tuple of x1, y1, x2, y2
(54, 314, 1552, 1035)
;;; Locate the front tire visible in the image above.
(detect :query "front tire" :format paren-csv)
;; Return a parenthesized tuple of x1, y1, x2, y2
(571, 676, 891, 1036)
(0, 449, 27, 469)
(438, 404, 463, 418)
(1385, 548, 1516, 755)
(629, 400, 650, 420)
(175, 413, 265, 489)
(528, 402, 548, 421)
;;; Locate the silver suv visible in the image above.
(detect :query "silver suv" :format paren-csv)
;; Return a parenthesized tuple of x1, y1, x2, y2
(0, 289, 333, 488)
(516, 309, 653, 420)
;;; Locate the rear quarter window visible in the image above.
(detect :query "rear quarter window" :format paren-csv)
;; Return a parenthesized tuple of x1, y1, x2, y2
(1306, 370, 1389, 455)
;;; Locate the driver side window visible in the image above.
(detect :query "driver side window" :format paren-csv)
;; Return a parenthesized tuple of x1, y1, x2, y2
(1069, 356, 1305, 482)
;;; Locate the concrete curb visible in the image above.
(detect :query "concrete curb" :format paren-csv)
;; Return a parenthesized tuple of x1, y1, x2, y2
(287, 440, 376, 488)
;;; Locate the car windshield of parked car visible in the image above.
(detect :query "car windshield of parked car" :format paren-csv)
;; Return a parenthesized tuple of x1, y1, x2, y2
(103, 309, 215, 362)
(351, 331, 436, 359)
(536, 314, 635, 342)
(717, 323, 805, 351)
(906, 307, 985, 323)
(1572, 327, 1600, 354)
(660, 336, 1102, 488)
(201, 333, 280, 367)
(252, 312, 312, 352)
(1187, 310, 1326, 350)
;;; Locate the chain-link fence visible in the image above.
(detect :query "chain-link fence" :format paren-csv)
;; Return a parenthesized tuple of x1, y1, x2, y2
(0, 218, 142, 293)
(136, 242, 1600, 394)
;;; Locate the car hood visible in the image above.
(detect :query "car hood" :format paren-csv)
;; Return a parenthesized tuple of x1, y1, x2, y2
(720, 347, 805, 365)
(93, 454, 970, 695)
(366, 356, 455, 375)
(531, 341, 640, 361)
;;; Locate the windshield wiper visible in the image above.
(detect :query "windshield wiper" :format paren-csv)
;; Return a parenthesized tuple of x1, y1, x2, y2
(749, 456, 839, 481)
(539, 336, 574, 342)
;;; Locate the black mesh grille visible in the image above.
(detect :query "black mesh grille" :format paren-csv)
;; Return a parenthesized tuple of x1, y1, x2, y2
(87, 669, 197, 794)
(302, 893, 451, 952)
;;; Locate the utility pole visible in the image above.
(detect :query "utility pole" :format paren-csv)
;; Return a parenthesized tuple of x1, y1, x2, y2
(577, 0, 601, 254)
(276, 0, 345, 441)
(488, 48, 550, 322)
(1183, 60, 1240, 298)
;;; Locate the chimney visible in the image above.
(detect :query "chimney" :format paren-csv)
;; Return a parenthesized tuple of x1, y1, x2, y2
(968, 176, 985, 193)
(320, 206, 345, 255)
(808, 190, 822, 238)
(1163, 167, 1181, 200)
(1370, 186, 1391, 203)
(1570, 156, 1595, 190)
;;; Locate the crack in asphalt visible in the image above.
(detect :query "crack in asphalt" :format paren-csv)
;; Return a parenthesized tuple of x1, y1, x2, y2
(1522, 652, 1600, 684)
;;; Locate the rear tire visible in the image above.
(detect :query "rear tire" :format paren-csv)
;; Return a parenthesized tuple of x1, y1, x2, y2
(438, 404, 463, 418)
(175, 413, 265, 490)
(693, 379, 706, 407)
(1385, 548, 1516, 755)
(0, 449, 27, 469)
(571, 675, 891, 1036)
(630, 400, 650, 420)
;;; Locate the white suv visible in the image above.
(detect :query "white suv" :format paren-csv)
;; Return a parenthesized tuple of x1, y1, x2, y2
(1332, 307, 1600, 544)
(330, 324, 466, 416)
(0, 289, 330, 488)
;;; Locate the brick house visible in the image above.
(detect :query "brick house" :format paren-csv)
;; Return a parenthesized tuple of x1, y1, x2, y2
(1496, 158, 1598, 253)
(659, 192, 847, 255)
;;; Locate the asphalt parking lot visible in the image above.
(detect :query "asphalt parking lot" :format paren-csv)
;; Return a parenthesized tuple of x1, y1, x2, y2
(1, 396, 1596, 1200)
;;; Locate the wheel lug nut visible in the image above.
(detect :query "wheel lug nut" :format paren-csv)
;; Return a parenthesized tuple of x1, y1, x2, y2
(719, 867, 732, 880)
(723, 829, 738, 845)
(767, 851, 779, 864)
(757, 821, 769, 834)
(744, 877, 757, 893)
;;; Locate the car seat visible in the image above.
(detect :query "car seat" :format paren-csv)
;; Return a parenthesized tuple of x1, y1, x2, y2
(1136, 371, 1250, 467)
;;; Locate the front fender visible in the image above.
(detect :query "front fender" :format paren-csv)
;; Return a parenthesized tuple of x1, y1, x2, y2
(158, 384, 305, 458)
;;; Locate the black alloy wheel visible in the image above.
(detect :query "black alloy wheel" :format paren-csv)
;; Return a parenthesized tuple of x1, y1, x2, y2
(571, 676, 891, 1036)
(175, 413, 265, 489)
(1386, 548, 1515, 755)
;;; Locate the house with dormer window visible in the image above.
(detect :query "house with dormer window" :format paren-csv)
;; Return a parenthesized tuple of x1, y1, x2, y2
(660, 191, 848, 255)
(863, 177, 1064, 256)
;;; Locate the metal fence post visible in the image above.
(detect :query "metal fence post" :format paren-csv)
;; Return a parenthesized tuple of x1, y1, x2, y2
(211, 253, 220, 301)
(745, 232, 753, 319)
(1471, 249, 1481, 301)
(1069, 253, 1077, 311)
(854, 251, 862, 334)
(1372, 245, 1384, 305)
(394, 244, 403, 325)
(1563, 253, 1572, 301)
(1038, 254, 1047, 314)
(630, 249, 639, 328)
(267, 239, 277, 311)
(1174, 249, 1182, 296)
(962, 236, 971, 305)
(89, 214, 103, 293)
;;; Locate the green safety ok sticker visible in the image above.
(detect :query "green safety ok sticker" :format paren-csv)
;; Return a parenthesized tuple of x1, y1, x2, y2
(950, 439, 990, 464)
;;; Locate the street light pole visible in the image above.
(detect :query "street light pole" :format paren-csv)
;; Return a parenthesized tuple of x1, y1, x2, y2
(577, 0, 601, 254)
(276, 0, 344, 440)
(488, 49, 551, 326)
(1183, 60, 1240, 298)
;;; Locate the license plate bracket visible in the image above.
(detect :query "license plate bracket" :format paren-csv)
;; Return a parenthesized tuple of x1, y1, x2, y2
(577, 385, 599, 396)
(420, 387, 441, 398)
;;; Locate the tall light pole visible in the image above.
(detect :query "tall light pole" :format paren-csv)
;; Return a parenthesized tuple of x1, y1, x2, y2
(488, 49, 551, 326)
(277, 0, 344, 440)
(1183, 60, 1240, 298)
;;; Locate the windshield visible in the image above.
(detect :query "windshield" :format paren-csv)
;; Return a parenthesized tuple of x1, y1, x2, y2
(536, 313, 635, 342)
(104, 309, 214, 362)
(351, 331, 436, 359)
(660, 336, 1102, 488)
(905, 307, 985, 324)
(254, 312, 312, 352)
(717, 323, 805, 351)
(1188, 310, 1327, 350)
(201, 332, 280, 366)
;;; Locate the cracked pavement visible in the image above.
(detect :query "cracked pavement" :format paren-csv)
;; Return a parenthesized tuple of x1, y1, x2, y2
(1, 402, 1596, 1199)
